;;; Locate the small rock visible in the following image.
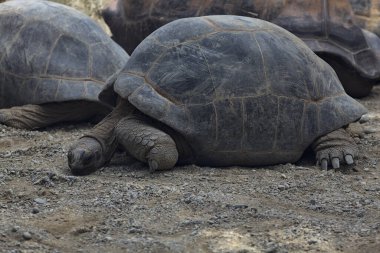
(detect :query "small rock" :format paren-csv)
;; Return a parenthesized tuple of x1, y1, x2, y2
(280, 174, 287, 179)
(309, 199, 317, 205)
(34, 198, 47, 205)
(278, 184, 289, 191)
(357, 212, 365, 218)
(359, 114, 370, 123)
(11, 226, 19, 232)
(364, 128, 377, 134)
(308, 239, 319, 244)
(22, 232, 32, 240)
(32, 208, 40, 214)
(104, 236, 113, 241)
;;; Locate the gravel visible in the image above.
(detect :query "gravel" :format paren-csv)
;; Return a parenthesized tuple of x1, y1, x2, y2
(0, 88, 379, 252)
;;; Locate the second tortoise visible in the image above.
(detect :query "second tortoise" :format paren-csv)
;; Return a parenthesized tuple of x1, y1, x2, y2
(0, 0, 128, 129)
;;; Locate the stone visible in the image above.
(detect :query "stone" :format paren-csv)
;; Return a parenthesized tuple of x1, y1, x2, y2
(22, 232, 32, 240)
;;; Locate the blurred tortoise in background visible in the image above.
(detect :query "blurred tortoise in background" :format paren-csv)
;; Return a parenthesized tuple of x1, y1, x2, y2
(68, 16, 367, 175)
(0, 0, 128, 129)
(102, 0, 380, 98)
(350, 0, 380, 36)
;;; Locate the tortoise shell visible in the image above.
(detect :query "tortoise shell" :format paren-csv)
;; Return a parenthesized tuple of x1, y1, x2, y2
(102, 0, 380, 82)
(0, 0, 128, 109)
(272, 0, 380, 81)
(350, 0, 380, 36)
(103, 16, 367, 166)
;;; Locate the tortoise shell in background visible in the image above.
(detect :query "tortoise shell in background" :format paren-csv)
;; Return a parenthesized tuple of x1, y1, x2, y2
(101, 16, 367, 166)
(0, 0, 128, 109)
(102, 0, 380, 97)
(350, 0, 380, 36)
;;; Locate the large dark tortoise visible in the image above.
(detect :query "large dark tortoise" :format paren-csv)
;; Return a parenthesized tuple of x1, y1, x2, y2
(102, 0, 380, 98)
(68, 16, 367, 175)
(0, 0, 128, 129)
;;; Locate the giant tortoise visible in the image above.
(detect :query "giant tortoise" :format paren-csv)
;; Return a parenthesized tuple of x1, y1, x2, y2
(350, 0, 380, 36)
(68, 16, 367, 175)
(102, 0, 380, 98)
(0, 0, 128, 129)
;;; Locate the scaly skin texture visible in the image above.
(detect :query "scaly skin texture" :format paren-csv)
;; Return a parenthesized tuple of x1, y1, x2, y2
(312, 128, 358, 170)
(68, 99, 133, 175)
(115, 112, 178, 171)
(0, 101, 110, 130)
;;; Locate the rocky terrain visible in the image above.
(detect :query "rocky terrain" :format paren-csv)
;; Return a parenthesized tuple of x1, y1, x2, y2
(1, 0, 379, 252)
(0, 87, 379, 253)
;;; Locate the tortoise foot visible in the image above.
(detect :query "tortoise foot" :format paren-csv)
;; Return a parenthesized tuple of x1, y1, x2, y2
(312, 128, 358, 170)
(68, 137, 105, 175)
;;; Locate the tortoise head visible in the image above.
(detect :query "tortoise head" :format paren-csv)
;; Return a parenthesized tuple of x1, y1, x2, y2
(68, 137, 105, 176)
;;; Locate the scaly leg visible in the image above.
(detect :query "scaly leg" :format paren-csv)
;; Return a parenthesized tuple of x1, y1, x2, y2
(115, 114, 178, 171)
(0, 101, 110, 130)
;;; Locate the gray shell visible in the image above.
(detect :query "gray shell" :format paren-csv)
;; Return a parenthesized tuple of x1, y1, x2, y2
(105, 16, 367, 166)
(0, 0, 128, 109)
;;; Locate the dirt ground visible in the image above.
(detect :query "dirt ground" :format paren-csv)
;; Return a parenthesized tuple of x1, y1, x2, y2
(1, 1, 379, 253)
(0, 83, 379, 253)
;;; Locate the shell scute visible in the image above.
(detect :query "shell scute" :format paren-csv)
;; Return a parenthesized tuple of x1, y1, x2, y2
(47, 35, 89, 78)
(242, 95, 278, 152)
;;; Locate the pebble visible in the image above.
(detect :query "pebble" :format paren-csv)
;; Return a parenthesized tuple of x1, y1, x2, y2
(359, 114, 371, 123)
(104, 236, 113, 241)
(22, 232, 32, 240)
(364, 128, 377, 134)
(34, 198, 47, 205)
(11, 226, 19, 232)
(308, 239, 319, 244)
(32, 208, 40, 214)
(278, 184, 289, 191)
(309, 199, 317, 205)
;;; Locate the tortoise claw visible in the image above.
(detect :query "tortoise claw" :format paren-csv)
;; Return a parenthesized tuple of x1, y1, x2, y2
(332, 157, 340, 169)
(321, 159, 328, 170)
(345, 155, 354, 165)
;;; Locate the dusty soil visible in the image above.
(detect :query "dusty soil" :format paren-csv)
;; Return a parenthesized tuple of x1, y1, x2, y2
(0, 86, 379, 253)
(1, 0, 379, 252)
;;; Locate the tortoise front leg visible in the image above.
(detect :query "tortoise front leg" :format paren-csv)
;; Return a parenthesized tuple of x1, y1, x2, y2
(312, 128, 357, 170)
(115, 114, 178, 171)
(0, 101, 109, 130)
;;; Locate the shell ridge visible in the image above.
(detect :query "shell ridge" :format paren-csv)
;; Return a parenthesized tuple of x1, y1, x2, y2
(44, 34, 63, 75)
(196, 42, 217, 98)
(251, 32, 270, 93)
(0, 19, 26, 65)
(272, 96, 280, 150)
